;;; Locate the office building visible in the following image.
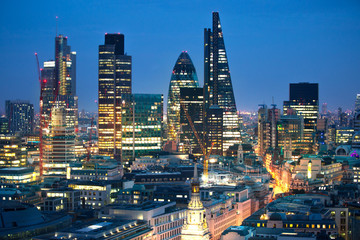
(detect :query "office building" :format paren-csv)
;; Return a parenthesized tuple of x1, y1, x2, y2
(121, 94, 163, 164)
(277, 115, 304, 156)
(41, 34, 78, 133)
(0, 167, 37, 184)
(283, 83, 319, 153)
(5, 100, 34, 135)
(335, 128, 355, 145)
(355, 94, 360, 112)
(181, 163, 210, 239)
(354, 111, 360, 132)
(167, 51, 199, 142)
(0, 117, 9, 134)
(100, 201, 186, 240)
(257, 105, 281, 157)
(206, 105, 223, 156)
(179, 87, 204, 155)
(98, 33, 132, 161)
(0, 135, 27, 167)
(43, 105, 76, 177)
(204, 12, 240, 155)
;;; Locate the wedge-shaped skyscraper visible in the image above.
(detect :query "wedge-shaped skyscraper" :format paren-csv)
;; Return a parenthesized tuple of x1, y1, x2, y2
(204, 12, 240, 154)
(167, 51, 199, 142)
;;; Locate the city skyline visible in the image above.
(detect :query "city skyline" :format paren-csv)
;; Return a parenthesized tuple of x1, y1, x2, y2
(1, 1, 360, 113)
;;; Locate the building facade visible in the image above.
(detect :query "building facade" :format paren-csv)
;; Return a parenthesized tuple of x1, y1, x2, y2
(0, 135, 27, 167)
(179, 87, 204, 156)
(121, 94, 163, 165)
(98, 33, 132, 161)
(167, 51, 199, 142)
(43, 105, 76, 177)
(283, 83, 319, 153)
(5, 100, 34, 135)
(204, 12, 240, 155)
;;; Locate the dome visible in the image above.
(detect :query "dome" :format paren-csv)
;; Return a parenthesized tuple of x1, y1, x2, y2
(269, 212, 283, 221)
(294, 173, 305, 180)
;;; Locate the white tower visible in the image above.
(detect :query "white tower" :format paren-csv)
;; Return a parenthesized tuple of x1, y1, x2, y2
(181, 163, 210, 240)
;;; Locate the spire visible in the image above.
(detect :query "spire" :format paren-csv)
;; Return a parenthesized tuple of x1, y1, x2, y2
(193, 162, 198, 182)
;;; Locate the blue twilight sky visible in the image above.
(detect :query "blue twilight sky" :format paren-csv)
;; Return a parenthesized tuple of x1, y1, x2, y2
(0, 0, 360, 113)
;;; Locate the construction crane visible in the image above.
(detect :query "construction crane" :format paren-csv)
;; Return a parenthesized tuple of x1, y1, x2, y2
(179, 100, 213, 183)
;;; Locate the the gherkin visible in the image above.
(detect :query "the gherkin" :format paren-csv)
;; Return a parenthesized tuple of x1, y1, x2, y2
(167, 52, 199, 141)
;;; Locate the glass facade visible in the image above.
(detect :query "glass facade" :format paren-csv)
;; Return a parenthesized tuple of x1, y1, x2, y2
(98, 33, 132, 161)
(167, 51, 199, 142)
(43, 105, 76, 177)
(5, 100, 34, 135)
(283, 83, 319, 153)
(204, 12, 240, 155)
(121, 94, 163, 165)
(0, 135, 27, 167)
(179, 87, 204, 156)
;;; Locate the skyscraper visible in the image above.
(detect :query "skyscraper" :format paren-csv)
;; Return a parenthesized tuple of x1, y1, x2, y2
(204, 12, 240, 155)
(43, 105, 76, 177)
(283, 83, 319, 153)
(121, 94, 163, 165)
(98, 33, 132, 161)
(167, 51, 199, 142)
(5, 100, 34, 135)
(41, 35, 78, 131)
(180, 87, 204, 155)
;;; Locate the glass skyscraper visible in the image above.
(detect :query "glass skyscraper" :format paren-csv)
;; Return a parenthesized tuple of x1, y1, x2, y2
(98, 33, 132, 162)
(283, 82, 319, 153)
(204, 12, 240, 155)
(167, 51, 199, 142)
(179, 87, 204, 156)
(121, 94, 163, 166)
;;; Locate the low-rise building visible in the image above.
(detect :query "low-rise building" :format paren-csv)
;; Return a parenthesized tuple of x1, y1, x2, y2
(68, 181, 111, 208)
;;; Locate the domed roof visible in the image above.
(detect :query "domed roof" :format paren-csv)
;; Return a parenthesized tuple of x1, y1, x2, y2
(269, 212, 283, 221)
(294, 173, 305, 180)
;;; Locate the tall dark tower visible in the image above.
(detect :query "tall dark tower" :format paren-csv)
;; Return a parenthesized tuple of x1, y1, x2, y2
(204, 12, 240, 155)
(98, 33, 132, 162)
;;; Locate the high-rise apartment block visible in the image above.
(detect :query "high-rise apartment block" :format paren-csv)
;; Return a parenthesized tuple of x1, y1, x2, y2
(121, 94, 163, 164)
(5, 100, 34, 135)
(283, 83, 319, 153)
(167, 52, 199, 142)
(204, 12, 240, 155)
(179, 87, 204, 156)
(98, 33, 132, 161)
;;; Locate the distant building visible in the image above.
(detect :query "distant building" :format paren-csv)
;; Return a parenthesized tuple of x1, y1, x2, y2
(167, 52, 199, 142)
(98, 33, 132, 161)
(336, 128, 355, 145)
(355, 94, 360, 112)
(5, 100, 34, 135)
(0, 117, 9, 134)
(283, 83, 319, 153)
(0, 135, 27, 167)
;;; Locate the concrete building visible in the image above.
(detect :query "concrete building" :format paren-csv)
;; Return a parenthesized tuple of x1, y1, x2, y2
(100, 201, 186, 240)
